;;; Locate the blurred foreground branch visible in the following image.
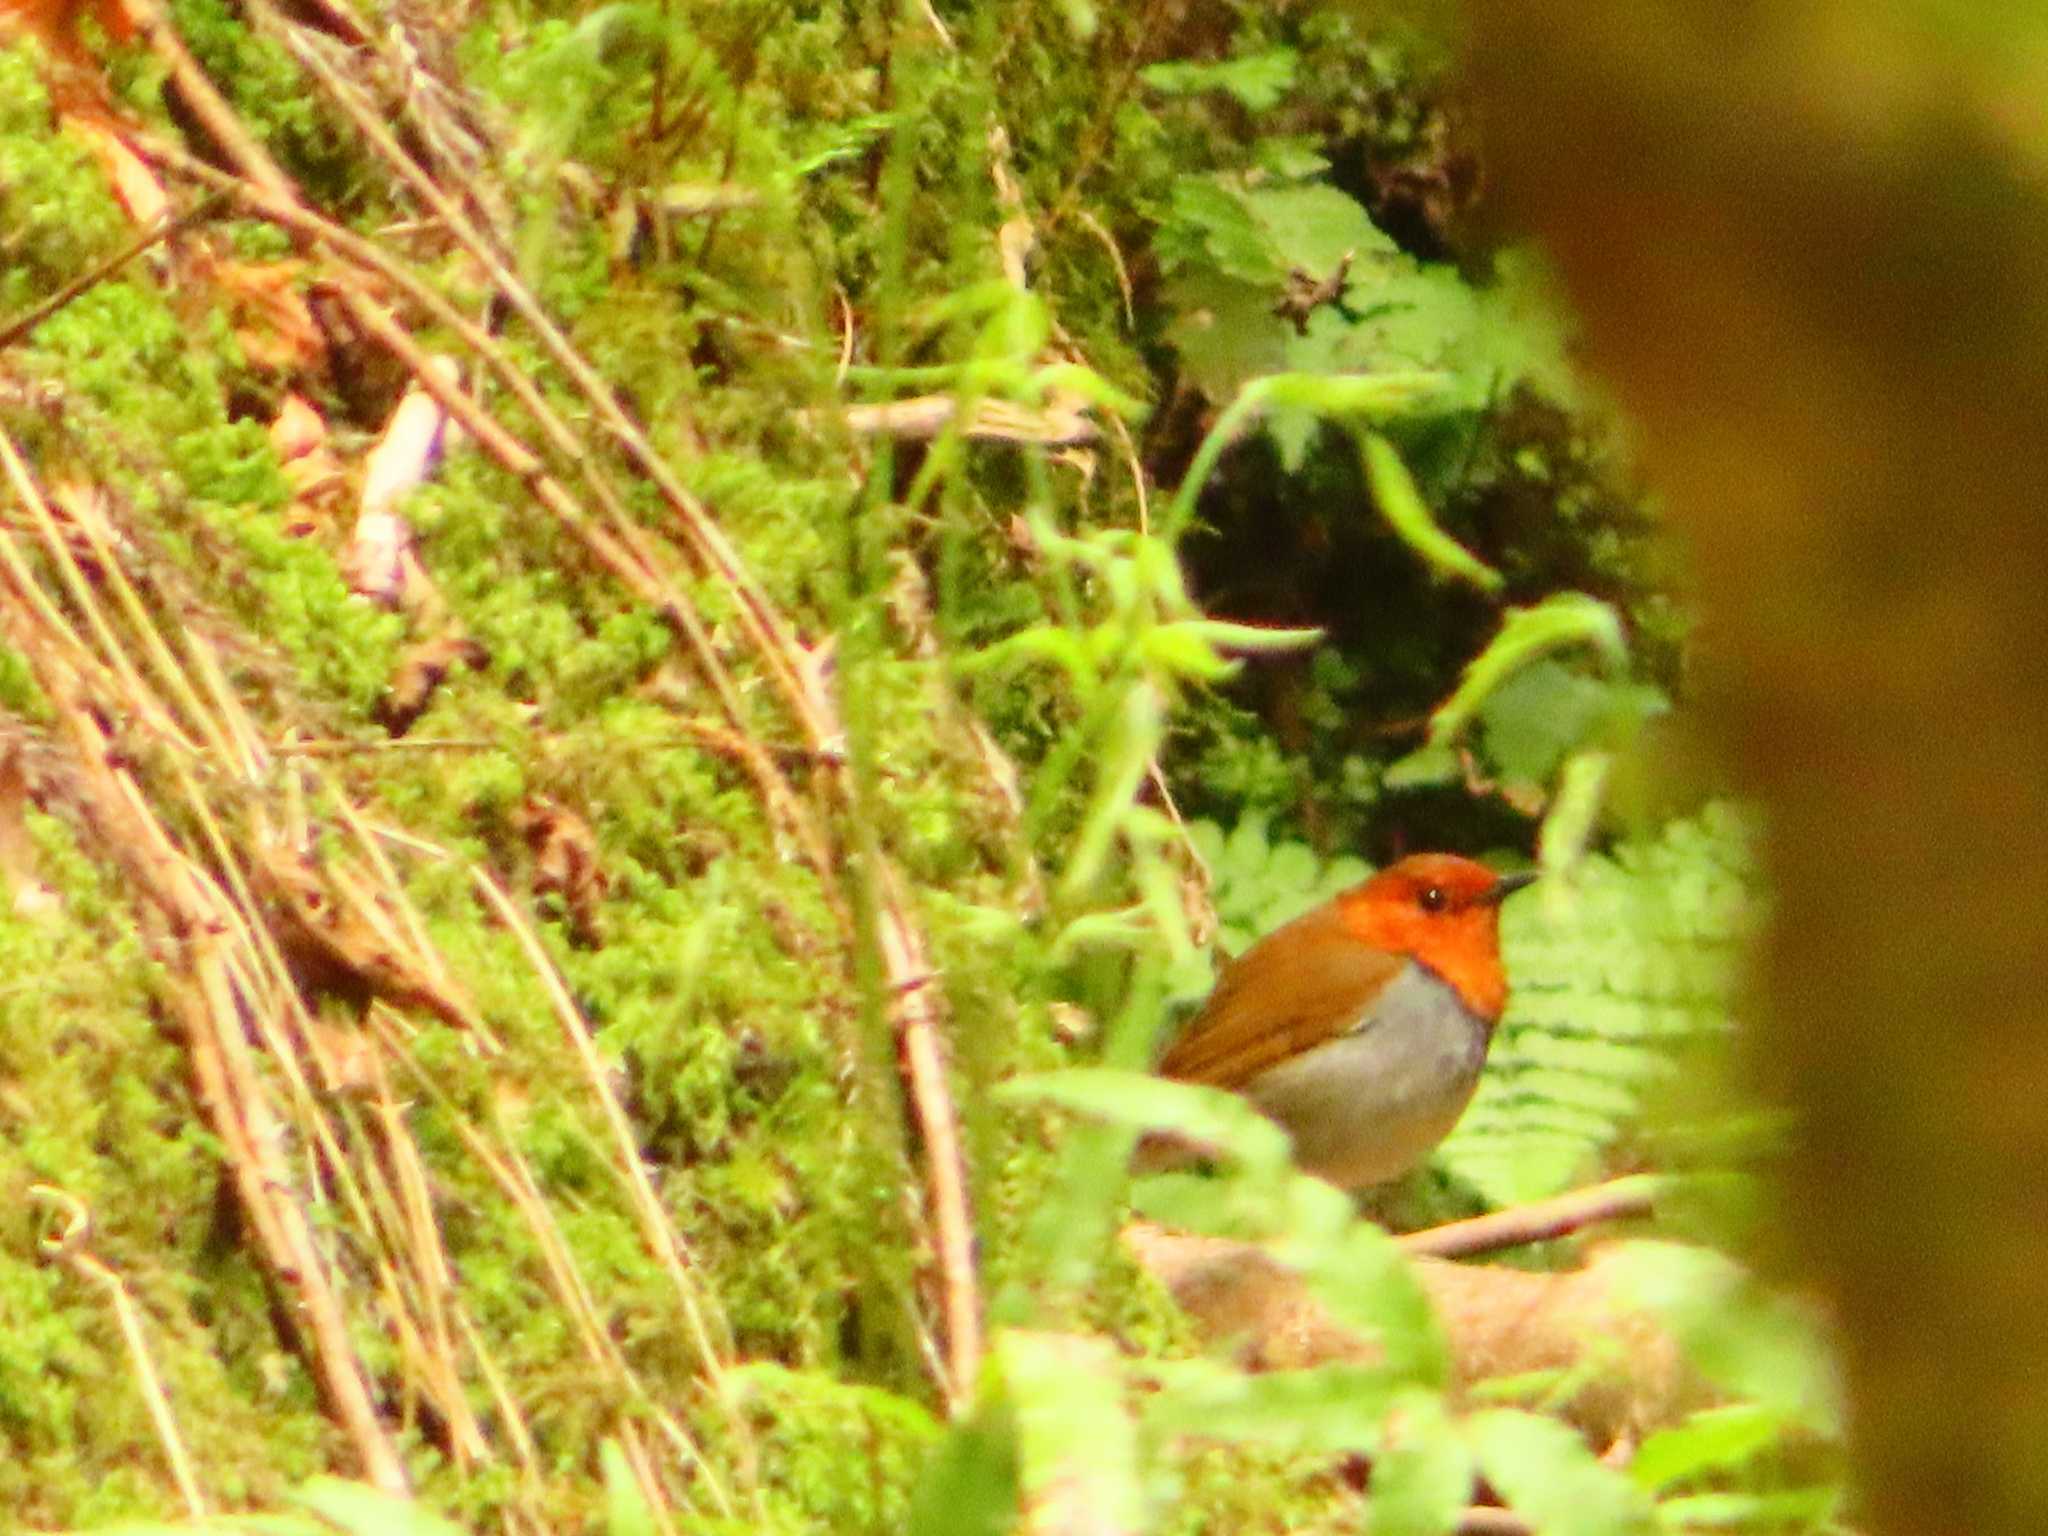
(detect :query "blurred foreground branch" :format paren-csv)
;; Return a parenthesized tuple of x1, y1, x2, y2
(1473, 9, 2048, 1531)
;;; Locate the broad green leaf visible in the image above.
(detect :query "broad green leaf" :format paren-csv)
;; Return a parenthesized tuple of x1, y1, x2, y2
(1468, 1409, 1653, 1536)
(1600, 1242, 1841, 1435)
(1477, 660, 1666, 790)
(1283, 1223, 1450, 1387)
(997, 1068, 1292, 1171)
(1130, 1161, 1352, 1243)
(600, 1439, 657, 1536)
(1367, 1392, 1474, 1536)
(1246, 184, 1389, 273)
(1630, 1403, 1793, 1492)
(1145, 1359, 1407, 1454)
(994, 1331, 1143, 1534)
(1653, 1487, 1841, 1530)
(1382, 741, 1461, 790)
(1161, 179, 1280, 283)
(290, 1479, 468, 1536)
(907, 1415, 1019, 1536)
(1142, 48, 1299, 110)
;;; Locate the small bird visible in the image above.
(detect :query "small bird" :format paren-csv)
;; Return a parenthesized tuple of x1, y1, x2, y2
(1158, 854, 1533, 1188)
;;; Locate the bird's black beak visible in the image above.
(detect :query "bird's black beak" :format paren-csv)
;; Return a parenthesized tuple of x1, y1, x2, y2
(1484, 870, 1537, 905)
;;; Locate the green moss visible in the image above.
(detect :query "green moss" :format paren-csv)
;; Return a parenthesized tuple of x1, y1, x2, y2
(0, 815, 332, 1526)
(0, 0, 1764, 1527)
(0, 49, 129, 306)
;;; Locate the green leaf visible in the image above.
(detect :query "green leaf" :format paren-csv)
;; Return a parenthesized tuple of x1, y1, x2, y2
(1537, 750, 1614, 873)
(907, 1414, 1020, 1536)
(1283, 1222, 1449, 1387)
(1046, 907, 1160, 958)
(1160, 179, 1280, 284)
(1477, 660, 1665, 790)
(1468, 1409, 1654, 1536)
(995, 1331, 1143, 1533)
(1600, 1242, 1841, 1436)
(600, 1439, 657, 1536)
(1129, 1161, 1353, 1245)
(1142, 623, 1242, 684)
(1630, 1403, 1793, 1492)
(1164, 369, 1456, 536)
(1652, 1487, 1840, 1530)
(1245, 184, 1390, 273)
(960, 625, 1093, 684)
(1182, 618, 1326, 654)
(1145, 1359, 1407, 1454)
(1142, 48, 1299, 111)
(1362, 432, 1504, 592)
(290, 1479, 469, 1536)
(1383, 741, 1461, 790)
(1429, 594, 1628, 746)
(1367, 1392, 1473, 1536)
(998, 1068, 1293, 1171)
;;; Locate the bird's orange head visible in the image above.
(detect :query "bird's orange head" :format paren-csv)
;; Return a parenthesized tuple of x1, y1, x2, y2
(1334, 853, 1532, 1022)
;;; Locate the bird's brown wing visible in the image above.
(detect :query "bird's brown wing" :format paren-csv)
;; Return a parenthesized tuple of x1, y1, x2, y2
(1157, 903, 1409, 1089)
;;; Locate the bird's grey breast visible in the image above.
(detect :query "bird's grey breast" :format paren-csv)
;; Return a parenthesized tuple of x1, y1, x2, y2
(1243, 960, 1492, 1188)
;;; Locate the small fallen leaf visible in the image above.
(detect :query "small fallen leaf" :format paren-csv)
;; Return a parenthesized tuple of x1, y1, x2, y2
(516, 794, 609, 947)
(375, 630, 487, 735)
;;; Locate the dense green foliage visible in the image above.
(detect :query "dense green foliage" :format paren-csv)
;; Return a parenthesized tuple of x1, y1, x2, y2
(0, 1, 1836, 1533)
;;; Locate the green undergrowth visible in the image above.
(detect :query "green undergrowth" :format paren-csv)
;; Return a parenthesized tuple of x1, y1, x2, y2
(0, 814, 331, 1528)
(0, 2, 1836, 1533)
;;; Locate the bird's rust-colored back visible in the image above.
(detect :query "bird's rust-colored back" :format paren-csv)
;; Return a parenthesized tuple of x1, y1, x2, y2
(1158, 900, 1408, 1088)
(1159, 853, 1518, 1090)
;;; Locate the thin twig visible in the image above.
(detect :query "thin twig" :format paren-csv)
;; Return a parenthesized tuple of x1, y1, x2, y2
(468, 869, 753, 1486)
(149, 14, 987, 1412)
(117, 0, 297, 202)
(1456, 1508, 1532, 1535)
(257, 10, 830, 744)
(372, 1010, 727, 1520)
(0, 191, 226, 352)
(31, 1186, 208, 1519)
(0, 432, 409, 1494)
(873, 863, 982, 1407)
(275, 736, 500, 756)
(1399, 1175, 1664, 1260)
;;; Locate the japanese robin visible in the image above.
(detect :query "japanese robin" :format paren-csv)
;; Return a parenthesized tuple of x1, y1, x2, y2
(1158, 853, 1532, 1188)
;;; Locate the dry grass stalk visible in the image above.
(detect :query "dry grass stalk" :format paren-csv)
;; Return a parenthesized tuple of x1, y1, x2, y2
(0, 428, 406, 1492)
(32, 1185, 208, 1518)
(121, 0, 985, 1425)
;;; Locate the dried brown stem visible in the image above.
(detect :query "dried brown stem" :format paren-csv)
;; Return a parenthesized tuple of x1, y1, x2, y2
(1399, 1176, 1665, 1261)
(874, 862, 982, 1406)
(143, 10, 986, 1404)
(32, 1186, 208, 1519)
(116, 0, 296, 202)
(0, 190, 223, 351)
(0, 429, 410, 1492)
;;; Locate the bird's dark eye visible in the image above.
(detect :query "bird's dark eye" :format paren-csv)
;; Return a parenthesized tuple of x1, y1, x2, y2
(1418, 885, 1448, 913)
